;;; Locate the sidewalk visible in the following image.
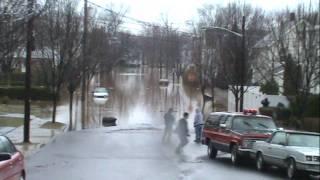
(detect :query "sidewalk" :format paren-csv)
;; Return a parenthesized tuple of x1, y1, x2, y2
(0, 114, 67, 158)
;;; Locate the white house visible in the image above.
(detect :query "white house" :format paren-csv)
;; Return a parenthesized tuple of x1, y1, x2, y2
(252, 19, 320, 95)
(13, 47, 59, 73)
(228, 86, 290, 112)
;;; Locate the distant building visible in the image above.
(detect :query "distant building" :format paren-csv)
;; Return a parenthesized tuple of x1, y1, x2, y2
(180, 43, 192, 66)
(13, 47, 59, 73)
(252, 18, 320, 95)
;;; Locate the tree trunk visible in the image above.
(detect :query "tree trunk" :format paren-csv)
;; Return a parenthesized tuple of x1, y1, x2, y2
(160, 48, 162, 79)
(234, 94, 239, 112)
(52, 83, 61, 124)
(74, 92, 79, 129)
(69, 91, 74, 131)
(165, 58, 168, 79)
(159, 64, 162, 79)
(211, 77, 215, 111)
(24, 0, 34, 143)
(86, 76, 90, 128)
(201, 85, 206, 113)
(52, 92, 58, 123)
(172, 70, 175, 85)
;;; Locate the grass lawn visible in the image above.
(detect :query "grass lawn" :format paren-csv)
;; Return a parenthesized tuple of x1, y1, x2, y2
(0, 117, 24, 127)
(41, 121, 65, 130)
(0, 101, 51, 118)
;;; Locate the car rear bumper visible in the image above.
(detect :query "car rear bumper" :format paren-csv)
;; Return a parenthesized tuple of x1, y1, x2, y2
(238, 148, 256, 158)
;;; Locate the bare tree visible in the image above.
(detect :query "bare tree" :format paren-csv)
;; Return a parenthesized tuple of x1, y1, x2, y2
(35, 0, 81, 123)
(197, 2, 269, 111)
(266, 4, 319, 127)
(0, 0, 26, 85)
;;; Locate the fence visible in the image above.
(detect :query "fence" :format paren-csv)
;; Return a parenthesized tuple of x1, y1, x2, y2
(228, 86, 289, 112)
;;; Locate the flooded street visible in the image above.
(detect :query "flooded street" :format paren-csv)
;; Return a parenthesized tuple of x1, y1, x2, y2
(26, 66, 287, 180)
(89, 66, 205, 129)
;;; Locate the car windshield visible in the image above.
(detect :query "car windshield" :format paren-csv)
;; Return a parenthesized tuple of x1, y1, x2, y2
(95, 88, 107, 93)
(233, 116, 276, 131)
(288, 133, 320, 148)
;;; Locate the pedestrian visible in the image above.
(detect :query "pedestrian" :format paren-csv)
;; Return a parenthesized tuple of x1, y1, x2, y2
(162, 108, 175, 143)
(175, 112, 190, 154)
(193, 108, 204, 143)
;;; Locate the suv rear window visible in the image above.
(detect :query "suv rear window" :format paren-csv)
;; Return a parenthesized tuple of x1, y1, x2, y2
(232, 116, 276, 131)
(206, 115, 220, 127)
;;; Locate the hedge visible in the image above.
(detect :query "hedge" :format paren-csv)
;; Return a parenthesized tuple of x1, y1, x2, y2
(260, 95, 319, 120)
(304, 95, 320, 117)
(259, 107, 275, 118)
(0, 81, 25, 86)
(0, 86, 53, 101)
(0, 72, 25, 86)
(259, 107, 291, 120)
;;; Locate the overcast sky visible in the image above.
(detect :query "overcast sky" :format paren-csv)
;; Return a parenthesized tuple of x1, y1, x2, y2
(90, 0, 318, 33)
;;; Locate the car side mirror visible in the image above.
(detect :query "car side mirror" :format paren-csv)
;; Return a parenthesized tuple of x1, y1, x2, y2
(0, 153, 11, 161)
(220, 124, 226, 129)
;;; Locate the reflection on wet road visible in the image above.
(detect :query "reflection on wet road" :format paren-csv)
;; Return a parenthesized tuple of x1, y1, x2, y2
(90, 67, 203, 129)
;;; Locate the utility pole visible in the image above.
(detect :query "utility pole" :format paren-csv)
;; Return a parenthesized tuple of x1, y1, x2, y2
(24, 0, 34, 143)
(81, 0, 88, 129)
(239, 16, 246, 112)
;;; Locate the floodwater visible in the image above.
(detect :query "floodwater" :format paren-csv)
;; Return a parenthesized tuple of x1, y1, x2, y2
(88, 66, 205, 129)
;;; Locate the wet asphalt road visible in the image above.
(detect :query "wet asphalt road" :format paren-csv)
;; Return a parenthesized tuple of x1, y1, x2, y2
(26, 67, 290, 179)
(26, 126, 287, 180)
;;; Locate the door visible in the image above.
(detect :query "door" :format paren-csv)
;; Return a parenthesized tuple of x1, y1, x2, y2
(217, 116, 233, 152)
(0, 137, 13, 180)
(264, 132, 288, 166)
(0, 136, 22, 180)
(204, 115, 221, 147)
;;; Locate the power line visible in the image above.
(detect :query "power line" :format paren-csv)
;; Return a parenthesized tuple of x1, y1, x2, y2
(87, 1, 153, 26)
(87, 0, 194, 36)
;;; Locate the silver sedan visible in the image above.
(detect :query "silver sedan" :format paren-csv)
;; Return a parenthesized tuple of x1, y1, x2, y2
(251, 130, 320, 179)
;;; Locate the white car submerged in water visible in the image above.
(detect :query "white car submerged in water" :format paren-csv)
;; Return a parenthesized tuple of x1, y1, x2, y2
(93, 87, 109, 98)
(252, 130, 320, 179)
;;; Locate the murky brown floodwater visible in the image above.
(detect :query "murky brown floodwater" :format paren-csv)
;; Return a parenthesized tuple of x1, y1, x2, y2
(88, 66, 204, 129)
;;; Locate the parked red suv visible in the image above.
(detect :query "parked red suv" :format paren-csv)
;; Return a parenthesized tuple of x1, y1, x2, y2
(202, 110, 277, 165)
(0, 135, 25, 180)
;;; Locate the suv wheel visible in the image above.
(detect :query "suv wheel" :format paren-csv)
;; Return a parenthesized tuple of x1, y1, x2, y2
(256, 152, 265, 171)
(287, 158, 297, 179)
(231, 145, 241, 165)
(207, 141, 217, 159)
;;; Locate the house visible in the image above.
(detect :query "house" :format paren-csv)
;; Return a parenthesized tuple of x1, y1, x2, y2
(13, 47, 59, 73)
(252, 17, 320, 95)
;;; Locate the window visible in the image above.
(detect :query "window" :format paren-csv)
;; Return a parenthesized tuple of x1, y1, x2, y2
(232, 116, 276, 131)
(219, 115, 228, 124)
(0, 136, 16, 154)
(270, 132, 286, 145)
(206, 115, 220, 128)
(225, 116, 233, 129)
(288, 133, 320, 148)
